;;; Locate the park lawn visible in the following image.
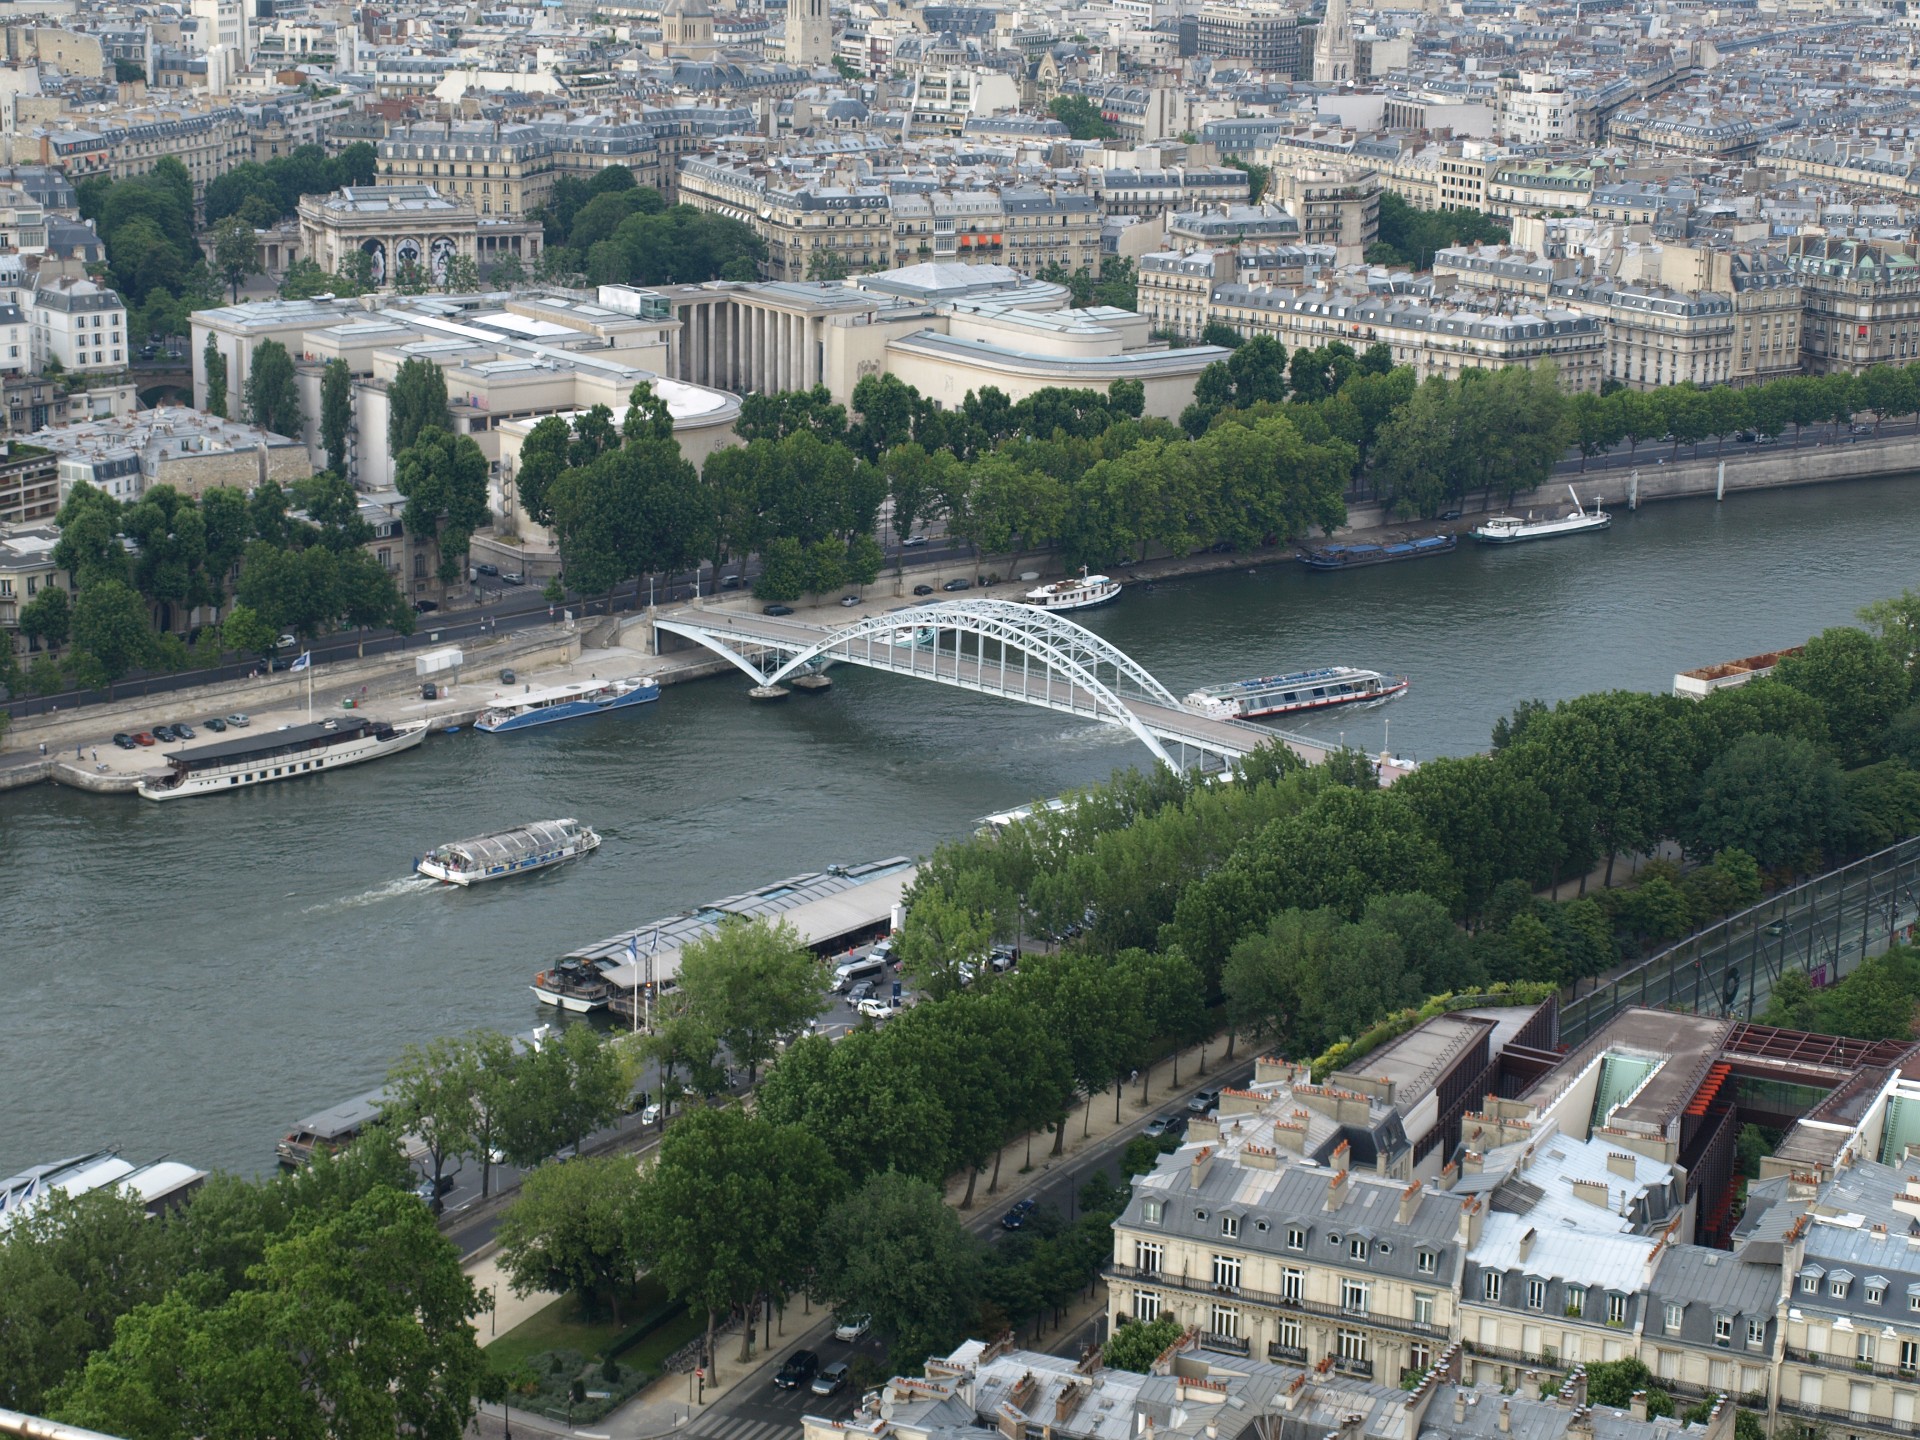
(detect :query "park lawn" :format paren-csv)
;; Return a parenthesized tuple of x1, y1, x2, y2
(486, 1295, 626, 1375)
(622, 1306, 704, 1372)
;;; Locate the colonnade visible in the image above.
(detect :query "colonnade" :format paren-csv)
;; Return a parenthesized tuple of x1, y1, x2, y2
(671, 299, 822, 395)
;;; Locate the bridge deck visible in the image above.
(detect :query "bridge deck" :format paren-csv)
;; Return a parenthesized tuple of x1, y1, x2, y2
(660, 604, 1336, 766)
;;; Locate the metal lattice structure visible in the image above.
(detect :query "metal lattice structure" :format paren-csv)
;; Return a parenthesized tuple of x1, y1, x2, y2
(654, 599, 1289, 769)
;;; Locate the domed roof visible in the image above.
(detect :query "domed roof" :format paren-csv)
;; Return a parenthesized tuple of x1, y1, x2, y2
(663, 0, 714, 20)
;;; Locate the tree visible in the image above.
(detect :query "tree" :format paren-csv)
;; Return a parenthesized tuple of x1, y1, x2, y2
(495, 1155, 648, 1323)
(69, 579, 154, 687)
(676, 917, 826, 1083)
(1104, 1316, 1185, 1373)
(320, 357, 353, 477)
(18, 582, 72, 651)
(813, 1171, 982, 1356)
(52, 1187, 485, 1440)
(381, 1034, 479, 1213)
(387, 357, 450, 457)
(1776, 626, 1911, 767)
(1221, 155, 1270, 203)
(244, 339, 303, 437)
(221, 602, 277, 661)
(807, 248, 850, 281)
(894, 889, 993, 1000)
(0, 1188, 180, 1415)
(210, 214, 259, 303)
(203, 334, 227, 418)
(1685, 733, 1845, 870)
(440, 254, 480, 294)
(636, 1107, 842, 1382)
(394, 427, 491, 582)
(488, 251, 526, 288)
(1048, 95, 1116, 140)
(1859, 588, 1920, 687)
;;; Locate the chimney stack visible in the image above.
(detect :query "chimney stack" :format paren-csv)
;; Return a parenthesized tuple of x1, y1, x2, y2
(1629, 1392, 1649, 1422)
(1326, 1170, 1350, 1211)
(1453, 1391, 1466, 1424)
(1498, 1400, 1512, 1435)
(1399, 1180, 1422, 1226)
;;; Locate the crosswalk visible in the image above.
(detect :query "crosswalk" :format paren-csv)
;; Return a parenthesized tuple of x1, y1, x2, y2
(685, 1388, 855, 1440)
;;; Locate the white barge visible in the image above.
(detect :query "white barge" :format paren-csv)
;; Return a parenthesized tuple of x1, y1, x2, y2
(137, 717, 427, 801)
(1185, 666, 1408, 721)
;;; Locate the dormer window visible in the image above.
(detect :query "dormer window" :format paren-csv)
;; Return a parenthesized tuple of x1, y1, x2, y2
(1221, 1215, 1239, 1239)
(1831, 1278, 1850, 1299)
(1417, 1250, 1437, 1275)
(1349, 1237, 1369, 1262)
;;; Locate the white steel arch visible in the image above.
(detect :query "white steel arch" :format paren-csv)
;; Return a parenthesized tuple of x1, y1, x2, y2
(654, 600, 1191, 764)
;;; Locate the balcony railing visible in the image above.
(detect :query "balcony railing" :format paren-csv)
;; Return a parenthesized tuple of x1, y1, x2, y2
(1785, 1346, 1918, 1383)
(1268, 1343, 1308, 1364)
(1778, 1398, 1920, 1436)
(1201, 1333, 1250, 1357)
(1105, 1266, 1446, 1338)
(1333, 1356, 1374, 1379)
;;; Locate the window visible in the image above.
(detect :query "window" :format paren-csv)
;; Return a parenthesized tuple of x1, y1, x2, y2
(1278, 1316, 1301, 1349)
(1483, 1273, 1502, 1303)
(1417, 1250, 1436, 1275)
(1135, 1241, 1162, 1273)
(1281, 1268, 1303, 1303)
(1141, 1200, 1162, 1224)
(1902, 1339, 1918, 1373)
(1134, 1291, 1160, 1323)
(1528, 1280, 1547, 1312)
(1868, 1284, 1886, 1305)
(1212, 1255, 1240, 1290)
(1608, 1295, 1629, 1326)
(1222, 1215, 1239, 1239)
(1208, 1304, 1239, 1340)
(1831, 1277, 1849, 1299)
(1803, 1275, 1821, 1296)
(1350, 1237, 1369, 1262)
(1336, 1328, 1369, 1362)
(1665, 1303, 1683, 1334)
(1860, 1333, 1878, 1364)
(1748, 1318, 1766, 1348)
(1714, 1316, 1733, 1346)
(1287, 1227, 1306, 1251)
(1341, 1279, 1369, 1314)
(1566, 1286, 1584, 1317)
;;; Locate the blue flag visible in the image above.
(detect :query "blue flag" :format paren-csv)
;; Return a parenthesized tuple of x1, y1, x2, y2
(290, 651, 311, 672)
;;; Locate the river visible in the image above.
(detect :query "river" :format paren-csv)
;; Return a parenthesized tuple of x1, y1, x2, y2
(4, 476, 1917, 1178)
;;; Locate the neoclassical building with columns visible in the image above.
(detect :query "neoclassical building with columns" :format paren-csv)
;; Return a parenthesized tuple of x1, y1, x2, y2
(298, 184, 488, 288)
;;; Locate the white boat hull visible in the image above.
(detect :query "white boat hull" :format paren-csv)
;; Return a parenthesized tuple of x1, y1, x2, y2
(1470, 514, 1611, 544)
(137, 723, 428, 801)
(530, 984, 607, 1012)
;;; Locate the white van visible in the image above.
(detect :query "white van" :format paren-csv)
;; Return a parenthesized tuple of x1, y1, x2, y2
(832, 955, 888, 992)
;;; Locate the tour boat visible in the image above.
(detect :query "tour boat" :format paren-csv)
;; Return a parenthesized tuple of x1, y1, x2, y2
(1470, 488, 1611, 544)
(416, 819, 601, 886)
(1183, 667, 1409, 721)
(1023, 567, 1122, 612)
(137, 717, 427, 801)
(475, 676, 660, 734)
(530, 959, 616, 1013)
(1301, 534, 1456, 570)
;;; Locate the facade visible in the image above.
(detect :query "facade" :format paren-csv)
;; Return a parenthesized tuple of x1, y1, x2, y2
(28, 407, 310, 504)
(1194, 4, 1298, 73)
(0, 439, 57, 525)
(30, 105, 251, 200)
(1486, 161, 1593, 219)
(1139, 249, 1231, 341)
(297, 185, 483, 289)
(1561, 282, 1737, 391)
(1312, 0, 1355, 85)
(786, 0, 832, 69)
(0, 522, 64, 659)
(29, 277, 125, 374)
(1270, 167, 1379, 261)
(376, 119, 666, 219)
(1208, 282, 1605, 392)
(1786, 235, 1920, 375)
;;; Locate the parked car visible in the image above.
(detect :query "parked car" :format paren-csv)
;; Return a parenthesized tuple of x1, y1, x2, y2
(474, 562, 499, 577)
(913, 584, 935, 596)
(152, 724, 178, 742)
(1000, 1198, 1036, 1230)
(856, 996, 899, 1021)
(763, 603, 795, 616)
(203, 717, 227, 732)
(133, 732, 156, 746)
(832, 1315, 871, 1343)
(942, 578, 972, 592)
(421, 682, 439, 700)
(811, 1361, 851, 1397)
(774, 1351, 819, 1390)
(413, 600, 438, 613)
(903, 535, 931, 548)
(268, 657, 292, 672)
(172, 722, 196, 740)
(839, 595, 860, 607)
(640, 1102, 662, 1125)
(848, 980, 877, 1005)
(720, 575, 745, 590)
(988, 945, 1019, 972)
(112, 733, 135, 749)
(1187, 1088, 1221, 1114)
(1144, 1114, 1187, 1140)
(225, 713, 251, 728)
(501, 572, 525, 586)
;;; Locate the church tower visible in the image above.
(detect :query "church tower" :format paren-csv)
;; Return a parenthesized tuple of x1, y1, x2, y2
(1312, 0, 1355, 86)
(786, 0, 831, 68)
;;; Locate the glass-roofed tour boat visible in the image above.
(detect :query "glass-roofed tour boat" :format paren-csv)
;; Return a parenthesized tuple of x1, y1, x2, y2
(415, 819, 602, 886)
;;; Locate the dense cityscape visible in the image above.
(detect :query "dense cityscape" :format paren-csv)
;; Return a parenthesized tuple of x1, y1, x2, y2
(9, 0, 1920, 1438)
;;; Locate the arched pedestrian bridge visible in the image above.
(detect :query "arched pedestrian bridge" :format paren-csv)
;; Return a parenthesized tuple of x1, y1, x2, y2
(652, 598, 1343, 771)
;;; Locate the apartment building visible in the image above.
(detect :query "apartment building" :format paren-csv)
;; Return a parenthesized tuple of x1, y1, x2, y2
(0, 439, 57, 525)
(32, 104, 251, 199)
(1786, 234, 1920, 374)
(1432, 244, 1569, 300)
(1485, 160, 1593, 219)
(0, 522, 63, 658)
(376, 119, 666, 219)
(1567, 282, 1736, 390)
(1208, 281, 1605, 391)
(30, 277, 125, 374)
(1194, 4, 1299, 74)
(1269, 166, 1379, 260)
(1657, 246, 1801, 387)
(1139, 249, 1230, 340)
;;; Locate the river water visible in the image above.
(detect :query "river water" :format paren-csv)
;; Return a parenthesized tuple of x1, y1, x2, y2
(5, 477, 1918, 1178)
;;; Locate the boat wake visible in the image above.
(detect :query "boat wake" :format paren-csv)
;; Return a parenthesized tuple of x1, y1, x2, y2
(301, 875, 438, 914)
